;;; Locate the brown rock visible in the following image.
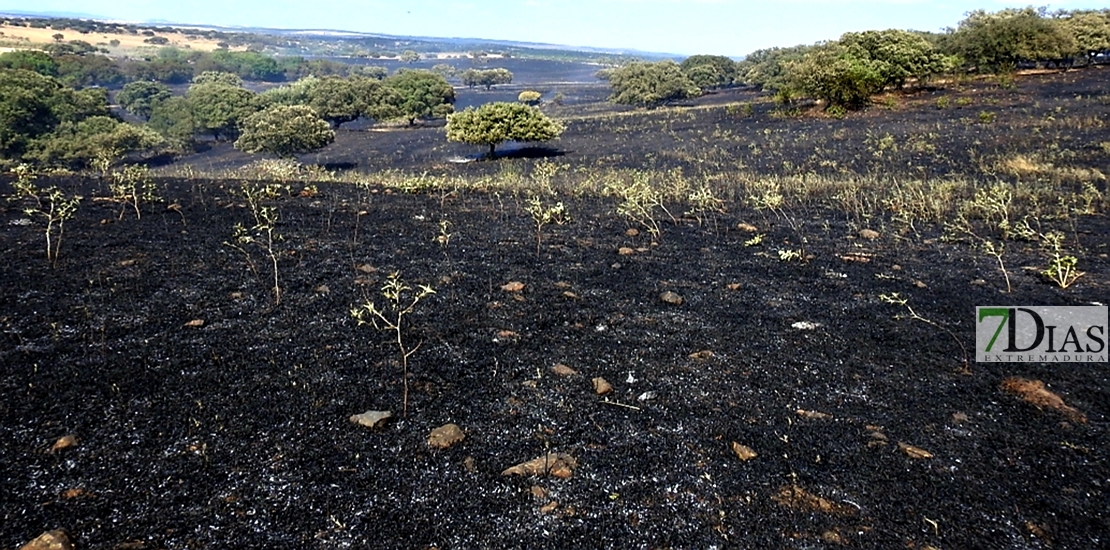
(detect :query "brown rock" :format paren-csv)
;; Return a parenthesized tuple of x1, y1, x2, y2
(463, 456, 477, 473)
(731, 442, 757, 461)
(859, 229, 881, 240)
(660, 291, 684, 305)
(61, 488, 90, 499)
(737, 222, 759, 232)
(428, 423, 465, 449)
(866, 426, 888, 448)
(530, 485, 548, 499)
(796, 409, 832, 420)
(726, 283, 742, 291)
(20, 530, 74, 550)
(1001, 377, 1087, 423)
(502, 453, 577, 478)
(625, 228, 640, 237)
(552, 363, 578, 376)
(501, 281, 525, 293)
(356, 264, 377, 274)
(618, 247, 635, 256)
(1026, 521, 1052, 545)
(539, 501, 560, 514)
(688, 350, 714, 361)
(822, 529, 847, 545)
(913, 280, 928, 288)
(898, 442, 934, 459)
(184, 319, 204, 328)
(51, 435, 78, 452)
(592, 377, 613, 395)
(349, 410, 392, 428)
(773, 485, 854, 515)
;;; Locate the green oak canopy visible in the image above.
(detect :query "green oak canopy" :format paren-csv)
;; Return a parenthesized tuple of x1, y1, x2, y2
(234, 104, 335, 158)
(446, 101, 563, 158)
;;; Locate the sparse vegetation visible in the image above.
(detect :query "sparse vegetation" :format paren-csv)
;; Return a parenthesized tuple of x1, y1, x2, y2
(2, 9, 1109, 550)
(107, 165, 160, 220)
(7, 164, 81, 266)
(350, 273, 435, 417)
(524, 195, 571, 254)
(1040, 231, 1085, 288)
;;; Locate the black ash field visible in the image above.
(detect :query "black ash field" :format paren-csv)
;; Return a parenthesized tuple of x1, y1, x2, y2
(2, 65, 1109, 550)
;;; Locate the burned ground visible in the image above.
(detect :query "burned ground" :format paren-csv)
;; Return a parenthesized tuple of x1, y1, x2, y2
(1, 67, 1109, 550)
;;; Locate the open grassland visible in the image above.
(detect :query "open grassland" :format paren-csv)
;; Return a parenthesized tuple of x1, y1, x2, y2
(0, 22, 242, 54)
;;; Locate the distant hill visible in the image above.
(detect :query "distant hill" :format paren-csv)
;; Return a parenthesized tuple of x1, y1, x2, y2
(0, 9, 677, 60)
(0, 8, 104, 19)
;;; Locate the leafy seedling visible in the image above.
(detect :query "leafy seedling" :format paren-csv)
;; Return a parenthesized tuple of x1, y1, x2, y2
(524, 196, 571, 254)
(8, 165, 82, 267)
(108, 165, 160, 220)
(224, 183, 284, 304)
(881, 293, 970, 375)
(351, 273, 435, 417)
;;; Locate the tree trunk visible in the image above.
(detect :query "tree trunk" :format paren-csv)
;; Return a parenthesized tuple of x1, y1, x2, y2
(488, 143, 496, 159)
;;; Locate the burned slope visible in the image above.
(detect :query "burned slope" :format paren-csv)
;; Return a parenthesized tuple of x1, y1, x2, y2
(1, 177, 1107, 549)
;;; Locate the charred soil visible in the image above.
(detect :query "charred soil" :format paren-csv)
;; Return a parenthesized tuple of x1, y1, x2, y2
(2, 67, 1110, 549)
(1, 175, 1108, 549)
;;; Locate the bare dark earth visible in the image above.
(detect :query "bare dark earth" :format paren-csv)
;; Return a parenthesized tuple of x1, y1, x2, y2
(1, 175, 1107, 549)
(2, 68, 1110, 549)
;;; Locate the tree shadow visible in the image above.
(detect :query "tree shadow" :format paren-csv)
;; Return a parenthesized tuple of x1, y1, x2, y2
(318, 161, 359, 171)
(489, 145, 568, 161)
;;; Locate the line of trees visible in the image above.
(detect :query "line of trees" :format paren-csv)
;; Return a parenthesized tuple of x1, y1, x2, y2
(608, 8, 1110, 111)
(460, 68, 513, 90)
(1, 67, 459, 167)
(0, 46, 392, 89)
(0, 69, 168, 168)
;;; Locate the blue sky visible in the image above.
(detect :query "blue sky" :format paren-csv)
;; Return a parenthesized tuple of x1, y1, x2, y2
(4, 1, 1108, 56)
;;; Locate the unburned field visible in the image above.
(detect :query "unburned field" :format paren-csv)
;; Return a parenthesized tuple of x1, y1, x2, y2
(2, 68, 1110, 549)
(0, 23, 237, 55)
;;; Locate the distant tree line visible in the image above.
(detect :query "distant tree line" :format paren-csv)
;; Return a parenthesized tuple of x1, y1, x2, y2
(0, 65, 458, 167)
(607, 7, 1110, 110)
(460, 68, 513, 90)
(0, 45, 394, 89)
(0, 69, 168, 169)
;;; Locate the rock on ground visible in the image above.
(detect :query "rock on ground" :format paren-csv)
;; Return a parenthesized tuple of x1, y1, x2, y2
(20, 530, 74, 550)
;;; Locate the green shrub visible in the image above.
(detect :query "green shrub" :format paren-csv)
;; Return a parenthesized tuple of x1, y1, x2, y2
(518, 90, 542, 105)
